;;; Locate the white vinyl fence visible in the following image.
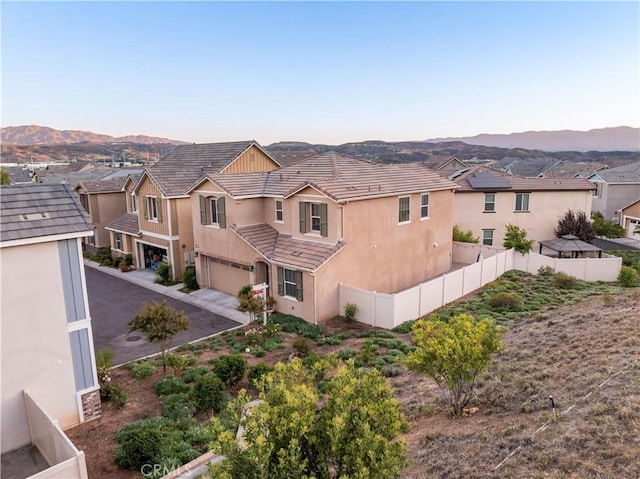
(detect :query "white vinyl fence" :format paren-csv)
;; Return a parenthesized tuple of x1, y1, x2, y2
(339, 245, 622, 330)
(24, 391, 88, 479)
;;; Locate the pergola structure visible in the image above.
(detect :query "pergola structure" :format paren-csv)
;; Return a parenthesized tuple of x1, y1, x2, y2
(539, 234, 603, 258)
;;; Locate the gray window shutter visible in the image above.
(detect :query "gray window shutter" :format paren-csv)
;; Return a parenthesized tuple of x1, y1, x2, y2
(199, 195, 207, 225)
(217, 197, 226, 228)
(295, 271, 303, 301)
(320, 203, 328, 237)
(299, 202, 306, 233)
(156, 198, 162, 222)
(143, 197, 149, 220)
(277, 267, 284, 296)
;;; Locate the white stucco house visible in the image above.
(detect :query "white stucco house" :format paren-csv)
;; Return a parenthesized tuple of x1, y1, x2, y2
(1, 184, 101, 457)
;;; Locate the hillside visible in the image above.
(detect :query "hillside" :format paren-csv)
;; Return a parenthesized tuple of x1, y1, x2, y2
(427, 126, 640, 152)
(0, 125, 186, 146)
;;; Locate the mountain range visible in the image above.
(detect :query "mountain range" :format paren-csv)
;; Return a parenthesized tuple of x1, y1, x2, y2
(0, 125, 186, 146)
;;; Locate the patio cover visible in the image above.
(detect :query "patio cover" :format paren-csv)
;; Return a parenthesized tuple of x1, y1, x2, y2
(539, 234, 603, 258)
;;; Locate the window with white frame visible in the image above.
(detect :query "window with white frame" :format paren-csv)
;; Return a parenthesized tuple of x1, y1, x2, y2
(277, 267, 303, 301)
(114, 232, 122, 250)
(299, 201, 328, 237)
(398, 196, 410, 223)
(484, 193, 496, 212)
(275, 200, 283, 222)
(482, 229, 494, 246)
(515, 193, 530, 212)
(145, 196, 160, 222)
(198, 195, 226, 228)
(420, 193, 430, 219)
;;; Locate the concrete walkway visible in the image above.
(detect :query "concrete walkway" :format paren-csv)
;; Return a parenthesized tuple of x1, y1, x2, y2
(84, 260, 250, 325)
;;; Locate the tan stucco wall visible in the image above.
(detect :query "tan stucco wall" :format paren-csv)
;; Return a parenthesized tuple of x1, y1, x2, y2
(92, 193, 127, 248)
(1, 242, 80, 452)
(312, 190, 455, 322)
(453, 190, 593, 247)
(621, 200, 640, 239)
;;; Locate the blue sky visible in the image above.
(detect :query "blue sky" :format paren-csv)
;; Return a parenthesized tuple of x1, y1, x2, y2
(2, 1, 639, 145)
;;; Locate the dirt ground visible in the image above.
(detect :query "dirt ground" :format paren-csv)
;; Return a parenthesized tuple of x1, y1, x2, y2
(66, 285, 640, 479)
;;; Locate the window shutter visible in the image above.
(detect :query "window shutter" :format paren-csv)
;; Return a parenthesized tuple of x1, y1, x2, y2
(299, 202, 306, 233)
(199, 195, 207, 225)
(295, 271, 303, 301)
(277, 267, 284, 296)
(319, 203, 328, 237)
(217, 197, 226, 228)
(156, 198, 162, 222)
(143, 197, 149, 220)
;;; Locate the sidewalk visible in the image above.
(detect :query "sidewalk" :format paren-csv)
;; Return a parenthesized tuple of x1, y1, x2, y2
(84, 260, 250, 325)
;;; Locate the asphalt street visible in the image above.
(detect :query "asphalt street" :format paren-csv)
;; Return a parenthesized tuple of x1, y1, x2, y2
(85, 267, 242, 365)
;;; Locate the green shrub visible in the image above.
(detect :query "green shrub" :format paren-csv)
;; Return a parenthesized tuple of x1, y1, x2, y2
(110, 383, 128, 409)
(337, 348, 358, 360)
(154, 262, 172, 285)
(618, 266, 638, 287)
(553, 272, 578, 289)
(182, 366, 209, 383)
(114, 422, 162, 470)
(113, 257, 122, 267)
(298, 323, 324, 340)
(392, 320, 415, 334)
(211, 354, 247, 387)
(453, 225, 480, 243)
(100, 257, 113, 267)
(344, 302, 358, 321)
(155, 375, 190, 396)
(95, 348, 114, 369)
(247, 363, 274, 388)
(359, 341, 379, 363)
(488, 292, 523, 311)
(537, 265, 555, 277)
(161, 393, 196, 421)
(192, 374, 225, 414)
(165, 354, 188, 376)
(131, 361, 156, 379)
(124, 254, 134, 266)
(293, 337, 312, 357)
(182, 265, 199, 291)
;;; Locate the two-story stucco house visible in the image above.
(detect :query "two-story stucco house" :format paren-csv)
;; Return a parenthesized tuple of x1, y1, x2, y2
(107, 141, 281, 280)
(587, 161, 640, 223)
(187, 152, 458, 323)
(1, 184, 101, 455)
(445, 166, 595, 247)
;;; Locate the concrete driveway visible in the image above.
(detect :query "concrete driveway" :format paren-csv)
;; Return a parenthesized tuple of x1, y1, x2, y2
(85, 266, 244, 365)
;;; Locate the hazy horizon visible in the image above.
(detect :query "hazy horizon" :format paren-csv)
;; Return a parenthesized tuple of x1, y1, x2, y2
(2, 2, 639, 145)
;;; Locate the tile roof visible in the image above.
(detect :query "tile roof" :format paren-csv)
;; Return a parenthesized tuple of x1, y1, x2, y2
(37, 166, 116, 185)
(201, 152, 458, 201)
(231, 223, 344, 271)
(590, 161, 640, 183)
(2, 166, 32, 184)
(490, 157, 563, 177)
(105, 213, 140, 235)
(146, 141, 272, 197)
(0, 183, 92, 243)
(75, 177, 128, 193)
(266, 150, 318, 166)
(447, 166, 595, 192)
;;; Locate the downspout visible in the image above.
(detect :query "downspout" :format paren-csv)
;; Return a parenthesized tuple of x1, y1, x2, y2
(312, 271, 317, 325)
(167, 198, 176, 280)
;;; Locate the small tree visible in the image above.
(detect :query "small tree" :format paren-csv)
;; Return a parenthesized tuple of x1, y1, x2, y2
(591, 211, 625, 238)
(554, 210, 596, 242)
(502, 224, 534, 253)
(405, 313, 504, 416)
(237, 285, 264, 323)
(453, 225, 479, 243)
(128, 300, 189, 372)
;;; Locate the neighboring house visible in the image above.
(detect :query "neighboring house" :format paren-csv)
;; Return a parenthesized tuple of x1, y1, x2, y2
(588, 161, 640, 222)
(74, 177, 134, 254)
(422, 157, 469, 172)
(1, 165, 33, 184)
(490, 157, 564, 178)
(1, 184, 101, 454)
(110, 141, 281, 280)
(105, 174, 141, 261)
(620, 198, 640, 240)
(445, 166, 594, 247)
(187, 152, 458, 323)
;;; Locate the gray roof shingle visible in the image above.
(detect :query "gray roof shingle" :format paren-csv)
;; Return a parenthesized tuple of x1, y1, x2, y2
(105, 213, 140, 235)
(201, 152, 459, 201)
(591, 161, 640, 183)
(1, 184, 92, 243)
(232, 223, 344, 271)
(146, 141, 273, 197)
